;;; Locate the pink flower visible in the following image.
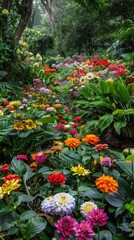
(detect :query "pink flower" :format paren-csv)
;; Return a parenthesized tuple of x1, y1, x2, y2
(16, 155, 28, 161)
(55, 216, 77, 240)
(75, 220, 95, 240)
(101, 157, 112, 167)
(69, 129, 78, 136)
(86, 208, 108, 227)
(71, 123, 80, 127)
(115, 68, 126, 77)
(94, 144, 108, 151)
(54, 124, 67, 132)
(33, 78, 41, 84)
(73, 91, 79, 96)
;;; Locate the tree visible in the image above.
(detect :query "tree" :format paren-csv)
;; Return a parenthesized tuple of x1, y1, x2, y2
(41, 0, 56, 30)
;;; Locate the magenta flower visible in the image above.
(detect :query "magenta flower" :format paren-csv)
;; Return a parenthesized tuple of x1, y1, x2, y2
(55, 216, 77, 240)
(75, 220, 95, 240)
(33, 78, 41, 84)
(54, 124, 67, 132)
(16, 155, 28, 161)
(94, 144, 108, 151)
(69, 129, 78, 136)
(86, 208, 108, 227)
(35, 152, 47, 164)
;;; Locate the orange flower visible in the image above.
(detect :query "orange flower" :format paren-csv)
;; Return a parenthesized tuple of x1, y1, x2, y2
(30, 162, 38, 169)
(53, 104, 62, 108)
(64, 138, 81, 148)
(44, 69, 56, 73)
(0, 106, 3, 110)
(82, 134, 100, 145)
(95, 174, 118, 193)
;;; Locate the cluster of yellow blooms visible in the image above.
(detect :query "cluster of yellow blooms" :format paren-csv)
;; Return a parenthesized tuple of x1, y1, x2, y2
(0, 179, 20, 199)
(14, 119, 37, 131)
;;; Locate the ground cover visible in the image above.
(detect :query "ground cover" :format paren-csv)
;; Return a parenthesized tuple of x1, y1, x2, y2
(0, 54, 134, 240)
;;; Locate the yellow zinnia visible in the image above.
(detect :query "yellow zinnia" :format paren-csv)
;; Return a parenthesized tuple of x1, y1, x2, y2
(14, 121, 25, 130)
(71, 165, 89, 176)
(25, 119, 36, 129)
(0, 179, 20, 199)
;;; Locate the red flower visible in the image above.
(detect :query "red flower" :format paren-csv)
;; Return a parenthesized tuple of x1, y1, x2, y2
(47, 172, 66, 185)
(3, 174, 20, 182)
(59, 119, 66, 123)
(58, 114, 63, 118)
(72, 116, 82, 122)
(1, 164, 10, 174)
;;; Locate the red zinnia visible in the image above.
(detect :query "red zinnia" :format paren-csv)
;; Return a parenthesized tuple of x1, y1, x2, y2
(72, 116, 82, 122)
(47, 172, 66, 185)
(58, 114, 63, 118)
(1, 164, 10, 174)
(59, 119, 66, 123)
(3, 174, 20, 182)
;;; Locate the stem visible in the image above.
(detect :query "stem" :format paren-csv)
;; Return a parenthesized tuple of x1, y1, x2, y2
(97, 226, 101, 240)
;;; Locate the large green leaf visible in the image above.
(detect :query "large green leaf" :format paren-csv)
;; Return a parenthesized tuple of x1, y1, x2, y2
(85, 187, 103, 199)
(20, 210, 36, 222)
(99, 114, 113, 132)
(114, 120, 126, 134)
(113, 81, 130, 103)
(116, 161, 134, 178)
(99, 79, 113, 94)
(105, 187, 128, 207)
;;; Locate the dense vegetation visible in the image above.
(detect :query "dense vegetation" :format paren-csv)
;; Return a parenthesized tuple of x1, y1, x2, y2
(0, 1, 134, 240)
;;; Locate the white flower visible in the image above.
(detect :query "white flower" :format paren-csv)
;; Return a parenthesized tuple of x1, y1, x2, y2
(85, 72, 94, 80)
(80, 201, 97, 216)
(53, 192, 76, 216)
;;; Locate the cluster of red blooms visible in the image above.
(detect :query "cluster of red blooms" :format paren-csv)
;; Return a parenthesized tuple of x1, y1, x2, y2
(0, 164, 10, 174)
(75, 68, 87, 75)
(47, 172, 66, 185)
(3, 174, 20, 182)
(72, 116, 82, 122)
(95, 58, 110, 67)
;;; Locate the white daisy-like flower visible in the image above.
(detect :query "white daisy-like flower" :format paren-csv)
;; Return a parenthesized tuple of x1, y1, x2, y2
(85, 72, 94, 80)
(80, 201, 97, 216)
(53, 192, 76, 216)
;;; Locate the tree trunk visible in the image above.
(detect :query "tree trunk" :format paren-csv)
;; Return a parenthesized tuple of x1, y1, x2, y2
(14, 0, 33, 43)
(41, 0, 56, 31)
(2, 0, 12, 10)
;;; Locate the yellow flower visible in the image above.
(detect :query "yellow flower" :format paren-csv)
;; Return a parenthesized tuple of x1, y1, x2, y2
(24, 119, 36, 129)
(2, 9, 9, 15)
(14, 121, 25, 131)
(0, 179, 20, 199)
(0, 110, 4, 116)
(106, 79, 113, 83)
(71, 164, 90, 176)
(9, 101, 21, 107)
(29, 56, 35, 61)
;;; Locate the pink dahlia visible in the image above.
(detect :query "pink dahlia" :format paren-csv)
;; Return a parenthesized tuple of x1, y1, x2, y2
(86, 208, 108, 227)
(16, 155, 28, 161)
(55, 215, 77, 240)
(75, 220, 95, 240)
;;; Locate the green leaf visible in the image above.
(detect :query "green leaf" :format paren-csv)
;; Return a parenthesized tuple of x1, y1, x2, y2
(107, 149, 125, 161)
(105, 187, 128, 207)
(23, 171, 35, 181)
(11, 157, 26, 175)
(7, 226, 19, 235)
(99, 79, 113, 94)
(116, 161, 134, 178)
(85, 187, 103, 199)
(20, 210, 36, 222)
(78, 185, 90, 192)
(94, 230, 112, 240)
(41, 116, 57, 124)
(113, 81, 130, 103)
(25, 217, 47, 238)
(114, 120, 126, 134)
(99, 114, 113, 132)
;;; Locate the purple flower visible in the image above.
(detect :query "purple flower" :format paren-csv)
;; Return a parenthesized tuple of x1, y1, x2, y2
(22, 98, 28, 104)
(101, 157, 112, 167)
(33, 78, 41, 84)
(86, 208, 108, 227)
(55, 216, 77, 240)
(44, 88, 50, 94)
(41, 196, 55, 214)
(39, 87, 46, 93)
(55, 99, 60, 103)
(75, 220, 95, 240)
